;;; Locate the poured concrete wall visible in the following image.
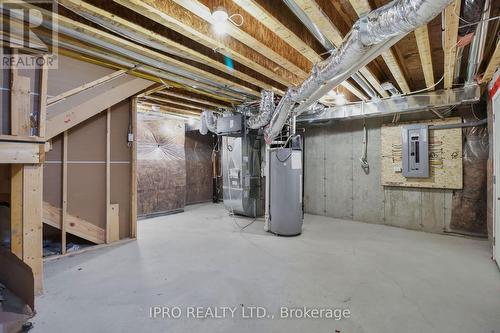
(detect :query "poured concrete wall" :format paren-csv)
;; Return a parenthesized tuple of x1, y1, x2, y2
(303, 117, 454, 233)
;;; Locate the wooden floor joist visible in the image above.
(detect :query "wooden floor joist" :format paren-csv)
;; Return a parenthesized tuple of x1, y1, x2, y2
(443, 0, 461, 89)
(171, 0, 310, 77)
(346, 0, 410, 94)
(414, 25, 435, 90)
(156, 90, 230, 109)
(483, 41, 500, 83)
(291, 0, 388, 99)
(114, 0, 300, 87)
(57, 0, 272, 95)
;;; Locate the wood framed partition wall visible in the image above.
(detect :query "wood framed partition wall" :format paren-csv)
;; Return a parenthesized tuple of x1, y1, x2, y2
(0, 52, 48, 295)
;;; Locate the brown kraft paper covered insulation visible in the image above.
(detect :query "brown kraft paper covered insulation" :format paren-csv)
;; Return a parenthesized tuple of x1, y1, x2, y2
(451, 106, 489, 234)
(185, 131, 215, 205)
(137, 113, 186, 217)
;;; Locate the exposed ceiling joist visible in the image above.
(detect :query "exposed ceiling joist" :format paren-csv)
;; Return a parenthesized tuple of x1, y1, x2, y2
(156, 90, 230, 109)
(232, 0, 323, 63)
(144, 95, 209, 111)
(138, 101, 202, 116)
(483, 41, 500, 83)
(170, 0, 310, 77)
(291, 0, 388, 98)
(57, 0, 281, 94)
(53, 1, 261, 99)
(443, 0, 461, 89)
(346, 0, 410, 94)
(114, 0, 300, 87)
(414, 25, 435, 90)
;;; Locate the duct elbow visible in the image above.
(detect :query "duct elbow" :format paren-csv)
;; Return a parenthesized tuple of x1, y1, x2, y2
(246, 90, 276, 129)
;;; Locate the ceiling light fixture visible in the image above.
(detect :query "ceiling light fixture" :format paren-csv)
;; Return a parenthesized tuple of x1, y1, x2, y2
(335, 93, 346, 106)
(211, 5, 244, 35)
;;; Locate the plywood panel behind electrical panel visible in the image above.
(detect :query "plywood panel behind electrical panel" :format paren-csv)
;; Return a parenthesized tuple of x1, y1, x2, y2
(381, 117, 463, 189)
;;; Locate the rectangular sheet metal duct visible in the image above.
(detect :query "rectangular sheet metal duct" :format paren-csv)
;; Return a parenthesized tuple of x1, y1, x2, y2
(298, 85, 480, 122)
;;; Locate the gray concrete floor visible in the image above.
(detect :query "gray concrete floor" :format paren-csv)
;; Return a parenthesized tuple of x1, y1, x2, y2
(33, 203, 500, 333)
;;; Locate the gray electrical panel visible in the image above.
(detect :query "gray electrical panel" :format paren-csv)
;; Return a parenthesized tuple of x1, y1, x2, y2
(401, 124, 429, 178)
(269, 147, 303, 236)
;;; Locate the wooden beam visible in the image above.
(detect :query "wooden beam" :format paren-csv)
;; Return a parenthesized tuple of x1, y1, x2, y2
(443, 0, 461, 89)
(10, 165, 23, 259)
(105, 108, 111, 244)
(346, 0, 410, 94)
(61, 131, 68, 255)
(144, 95, 209, 111)
(22, 164, 43, 295)
(414, 25, 435, 90)
(38, 55, 48, 138)
(25, 2, 258, 99)
(47, 69, 128, 106)
(0, 142, 42, 163)
(46, 75, 153, 139)
(291, 0, 388, 98)
(156, 90, 230, 108)
(43, 201, 105, 244)
(380, 50, 410, 93)
(57, 45, 244, 103)
(130, 98, 137, 239)
(483, 41, 500, 83)
(57, 0, 281, 93)
(232, 0, 323, 63)
(114, 0, 299, 86)
(171, 0, 310, 76)
(138, 102, 201, 117)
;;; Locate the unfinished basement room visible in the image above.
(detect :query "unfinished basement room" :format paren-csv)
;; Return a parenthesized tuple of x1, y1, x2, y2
(1, 0, 500, 332)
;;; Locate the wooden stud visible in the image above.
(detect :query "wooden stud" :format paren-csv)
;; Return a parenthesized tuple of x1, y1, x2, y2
(483, 41, 500, 83)
(11, 69, 32, 136)
(414, 25, 435, 90)
(130, 98, 137, 238)
(443, 0, 461, 89)
(108, 204, 120, 243)
(38, 55, 48, 138)
(105, 108, 111, 244)
(61, 131, 68, 254)
(10, 165, 23, 259)
(22, 164, 43, 295)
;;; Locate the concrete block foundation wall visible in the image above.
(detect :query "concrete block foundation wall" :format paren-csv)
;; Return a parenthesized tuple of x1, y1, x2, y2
(303, 117, 462, 234)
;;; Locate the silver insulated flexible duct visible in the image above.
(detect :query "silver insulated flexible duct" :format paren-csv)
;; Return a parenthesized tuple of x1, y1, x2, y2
(199, 110, 217, 134)
(264, 0, 452, 143)
(246, 90, 275, 129)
